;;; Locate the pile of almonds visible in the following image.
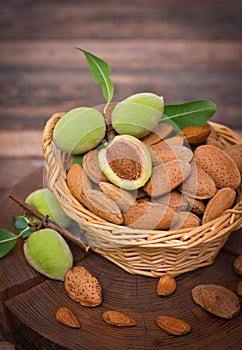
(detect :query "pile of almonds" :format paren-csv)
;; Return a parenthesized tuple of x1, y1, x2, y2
(55, 255, 241, 335)
(67, 122, 242, 230)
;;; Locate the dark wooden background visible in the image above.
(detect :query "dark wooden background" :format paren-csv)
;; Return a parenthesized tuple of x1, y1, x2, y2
(0, 0, 241, 349)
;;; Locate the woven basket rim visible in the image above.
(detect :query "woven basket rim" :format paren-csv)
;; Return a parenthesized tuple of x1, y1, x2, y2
(42, 112, 242, 251)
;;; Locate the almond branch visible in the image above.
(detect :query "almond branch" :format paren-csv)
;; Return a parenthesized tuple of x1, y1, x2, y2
(8, 193, 90, 253)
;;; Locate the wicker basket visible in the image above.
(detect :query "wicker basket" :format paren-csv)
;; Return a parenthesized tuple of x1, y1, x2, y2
(42, 112, 242, 277)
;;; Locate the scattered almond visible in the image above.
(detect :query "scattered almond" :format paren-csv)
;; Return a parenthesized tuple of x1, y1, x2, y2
(56, 307, 81, 328)
(192, 284, 240, 319)
(233, 255, 242, 276)
(155, 315, 191, 336)
(64, 266, 102, 307)
(103, 310, 136, 327)
(236, 281, 242, 296)
(202, 187, 236, 224)
(157, 274, 176, 296)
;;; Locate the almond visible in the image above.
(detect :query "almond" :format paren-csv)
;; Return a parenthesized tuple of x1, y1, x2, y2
(81, 189, 124, 225)
(141, 123, 173, 146)
(192, 284, 240, 319)
(165, 135, 184, 145)
(103, 310, 136, 327)
(157, 274, 176, 296)
(193, 145, 241, 190)
(56, 307, 81, 328)
(67, 163, 123, 225)
(123, 201, 176, 230)
(179, 124, 211, 146)
(225, 143, 242, 174)
(64, 266, 102, 307)
(83, 149, 109, 184)
(202, 187, 236, 224)
(233, 255, 242, 276)
(180, 162, 217, 200)
(183, 195, 205, 215)
(171, 212, 201, 230)
(154, 191, 188, 211)
(99, 182, 137, 211)
(144, 160, 191, 198)
(205, 137, 225, 150)
(236, 281, 242, 296)
(155, 315, 191, 336)
(151, 142, 193, 164)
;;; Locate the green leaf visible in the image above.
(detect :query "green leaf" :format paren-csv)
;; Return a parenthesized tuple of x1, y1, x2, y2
(21, 226, 36, 239)
(12, 215, 29, 232)
(163, 100, 217, 130)
(0, 228, 17, 258)
(76, 48, 114, 110)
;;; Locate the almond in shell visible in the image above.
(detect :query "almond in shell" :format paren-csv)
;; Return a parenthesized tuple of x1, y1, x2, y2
(103, 310, 136, 327)
(192, 284, 240, 319)
(123, 201, 176, 230)
(236, 281, 242, 296)
(64, 266, 102, 307)
(144, 160, 191, 198)
(83, 149, 109, 184)
(67, 163, 123, 225)
(171, 211, 201, 230)
(154, 191, 188, 211)
(193, 145, 241, 190)
(233, 255, 242, 276)
(156, 315, 191, 336)
(202, 187, 236, 224)
(141, 123, 173, 146)
(56, 307, 81, 328)
(151, 142, 193, 164)
(99, 182, 137, 211)
(180, 162, 217, 200)
(225, 143, 242, 174)
(183, 195, 205, 215)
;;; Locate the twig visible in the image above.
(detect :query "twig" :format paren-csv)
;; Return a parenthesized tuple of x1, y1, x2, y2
(8, 193, 90, 253)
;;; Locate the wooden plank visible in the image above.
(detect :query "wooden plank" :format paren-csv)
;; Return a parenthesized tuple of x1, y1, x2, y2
(0, 158, 44, 189)
(1, 40, 242, 69)
(0, 40, 241, 129)
(0, 0, 241, 40)
(0, 131, 43, 157)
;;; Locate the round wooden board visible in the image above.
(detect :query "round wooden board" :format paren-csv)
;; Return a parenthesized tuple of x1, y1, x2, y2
(1, 168, 242, 350)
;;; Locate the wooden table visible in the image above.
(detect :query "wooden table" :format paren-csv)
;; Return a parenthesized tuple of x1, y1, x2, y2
(0, 1, 241, 349)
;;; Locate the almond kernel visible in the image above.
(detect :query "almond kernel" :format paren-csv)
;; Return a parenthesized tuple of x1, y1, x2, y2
(103, 310, 136, 327)
(56, 307, 80, 328)
(156, 315, 191, 336)
(157, 274, 176, 296)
